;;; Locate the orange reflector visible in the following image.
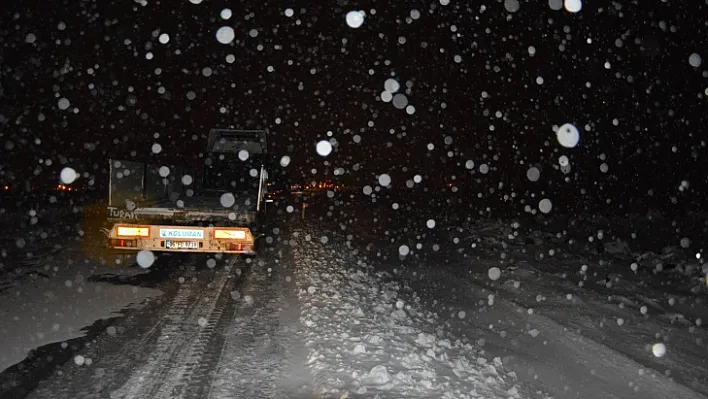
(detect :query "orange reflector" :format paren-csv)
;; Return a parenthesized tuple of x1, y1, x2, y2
(116, 226, 150, 237)
(214, 229, 247, 240)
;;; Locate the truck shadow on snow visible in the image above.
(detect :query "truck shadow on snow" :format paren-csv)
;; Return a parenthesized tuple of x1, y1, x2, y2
(0, 252, 251, 399)
(0, 313, 126, 399)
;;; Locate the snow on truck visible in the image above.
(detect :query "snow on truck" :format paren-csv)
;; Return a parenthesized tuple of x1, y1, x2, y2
(103, 129, 268, 256)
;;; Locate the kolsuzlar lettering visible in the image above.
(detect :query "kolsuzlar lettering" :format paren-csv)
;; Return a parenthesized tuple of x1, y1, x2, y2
(160, 230, 203, 238)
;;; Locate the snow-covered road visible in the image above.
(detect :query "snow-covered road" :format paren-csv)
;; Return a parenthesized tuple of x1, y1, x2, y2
(4, 207, 708, 399)
(346, 214, 708, 399)
(398, 259, 707, 399)
(110, 258, 235, 399)
(12, 225, 527, 399)
(22, 249, 313, 399)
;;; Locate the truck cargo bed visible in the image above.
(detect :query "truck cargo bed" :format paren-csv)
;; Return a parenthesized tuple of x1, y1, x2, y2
(104, 129, 268, 255)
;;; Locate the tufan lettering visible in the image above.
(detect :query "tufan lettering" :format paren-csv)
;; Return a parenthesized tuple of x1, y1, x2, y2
(108, 207, 138, 220)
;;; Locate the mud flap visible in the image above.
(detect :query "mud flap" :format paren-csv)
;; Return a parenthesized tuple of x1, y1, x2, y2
(79, 205, 129, 265)
(255, 233, 269, 253)
(244, 209, 269, 257)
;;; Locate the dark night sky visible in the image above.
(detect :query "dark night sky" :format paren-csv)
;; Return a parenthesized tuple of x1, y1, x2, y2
(1, 0, 707, 211)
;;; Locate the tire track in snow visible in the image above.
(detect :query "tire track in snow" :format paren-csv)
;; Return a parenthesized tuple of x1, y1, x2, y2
(151, 270, 232, 399)
(206, 252, 313, 399)
(180, 263, 238, 399)
(24, 255, 201, 399)
(110, 257, 237, 399)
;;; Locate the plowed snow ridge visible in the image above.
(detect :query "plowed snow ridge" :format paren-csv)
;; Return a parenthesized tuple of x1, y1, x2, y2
(291, 230, 521, 399)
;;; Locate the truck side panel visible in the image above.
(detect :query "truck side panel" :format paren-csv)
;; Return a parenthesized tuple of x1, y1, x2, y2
(109, 160, 200, 211)
(109, 159, 147, 208)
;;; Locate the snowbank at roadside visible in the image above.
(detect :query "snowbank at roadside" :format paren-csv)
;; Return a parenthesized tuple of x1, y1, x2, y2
(394, 217, 708, 398)
(291, 229, 521, 399)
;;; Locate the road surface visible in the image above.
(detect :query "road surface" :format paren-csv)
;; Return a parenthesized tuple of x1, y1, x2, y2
(1, 195, 707, 398)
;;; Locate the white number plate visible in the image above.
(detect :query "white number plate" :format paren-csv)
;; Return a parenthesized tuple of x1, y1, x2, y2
(166, 240, 199, 250)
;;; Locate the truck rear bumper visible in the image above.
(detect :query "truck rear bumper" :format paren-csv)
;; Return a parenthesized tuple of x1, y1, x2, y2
(107, 223, 256, 255)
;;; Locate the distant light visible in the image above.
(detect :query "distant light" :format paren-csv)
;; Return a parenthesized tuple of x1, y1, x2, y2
(158, 33, 169, 44)
(220, 8, 232, 20)
(346, 11, 365, 28)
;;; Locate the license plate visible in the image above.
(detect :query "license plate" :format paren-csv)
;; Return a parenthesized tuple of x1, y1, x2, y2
(159, 228, 204, 239)
(166, 240, 199, 250)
